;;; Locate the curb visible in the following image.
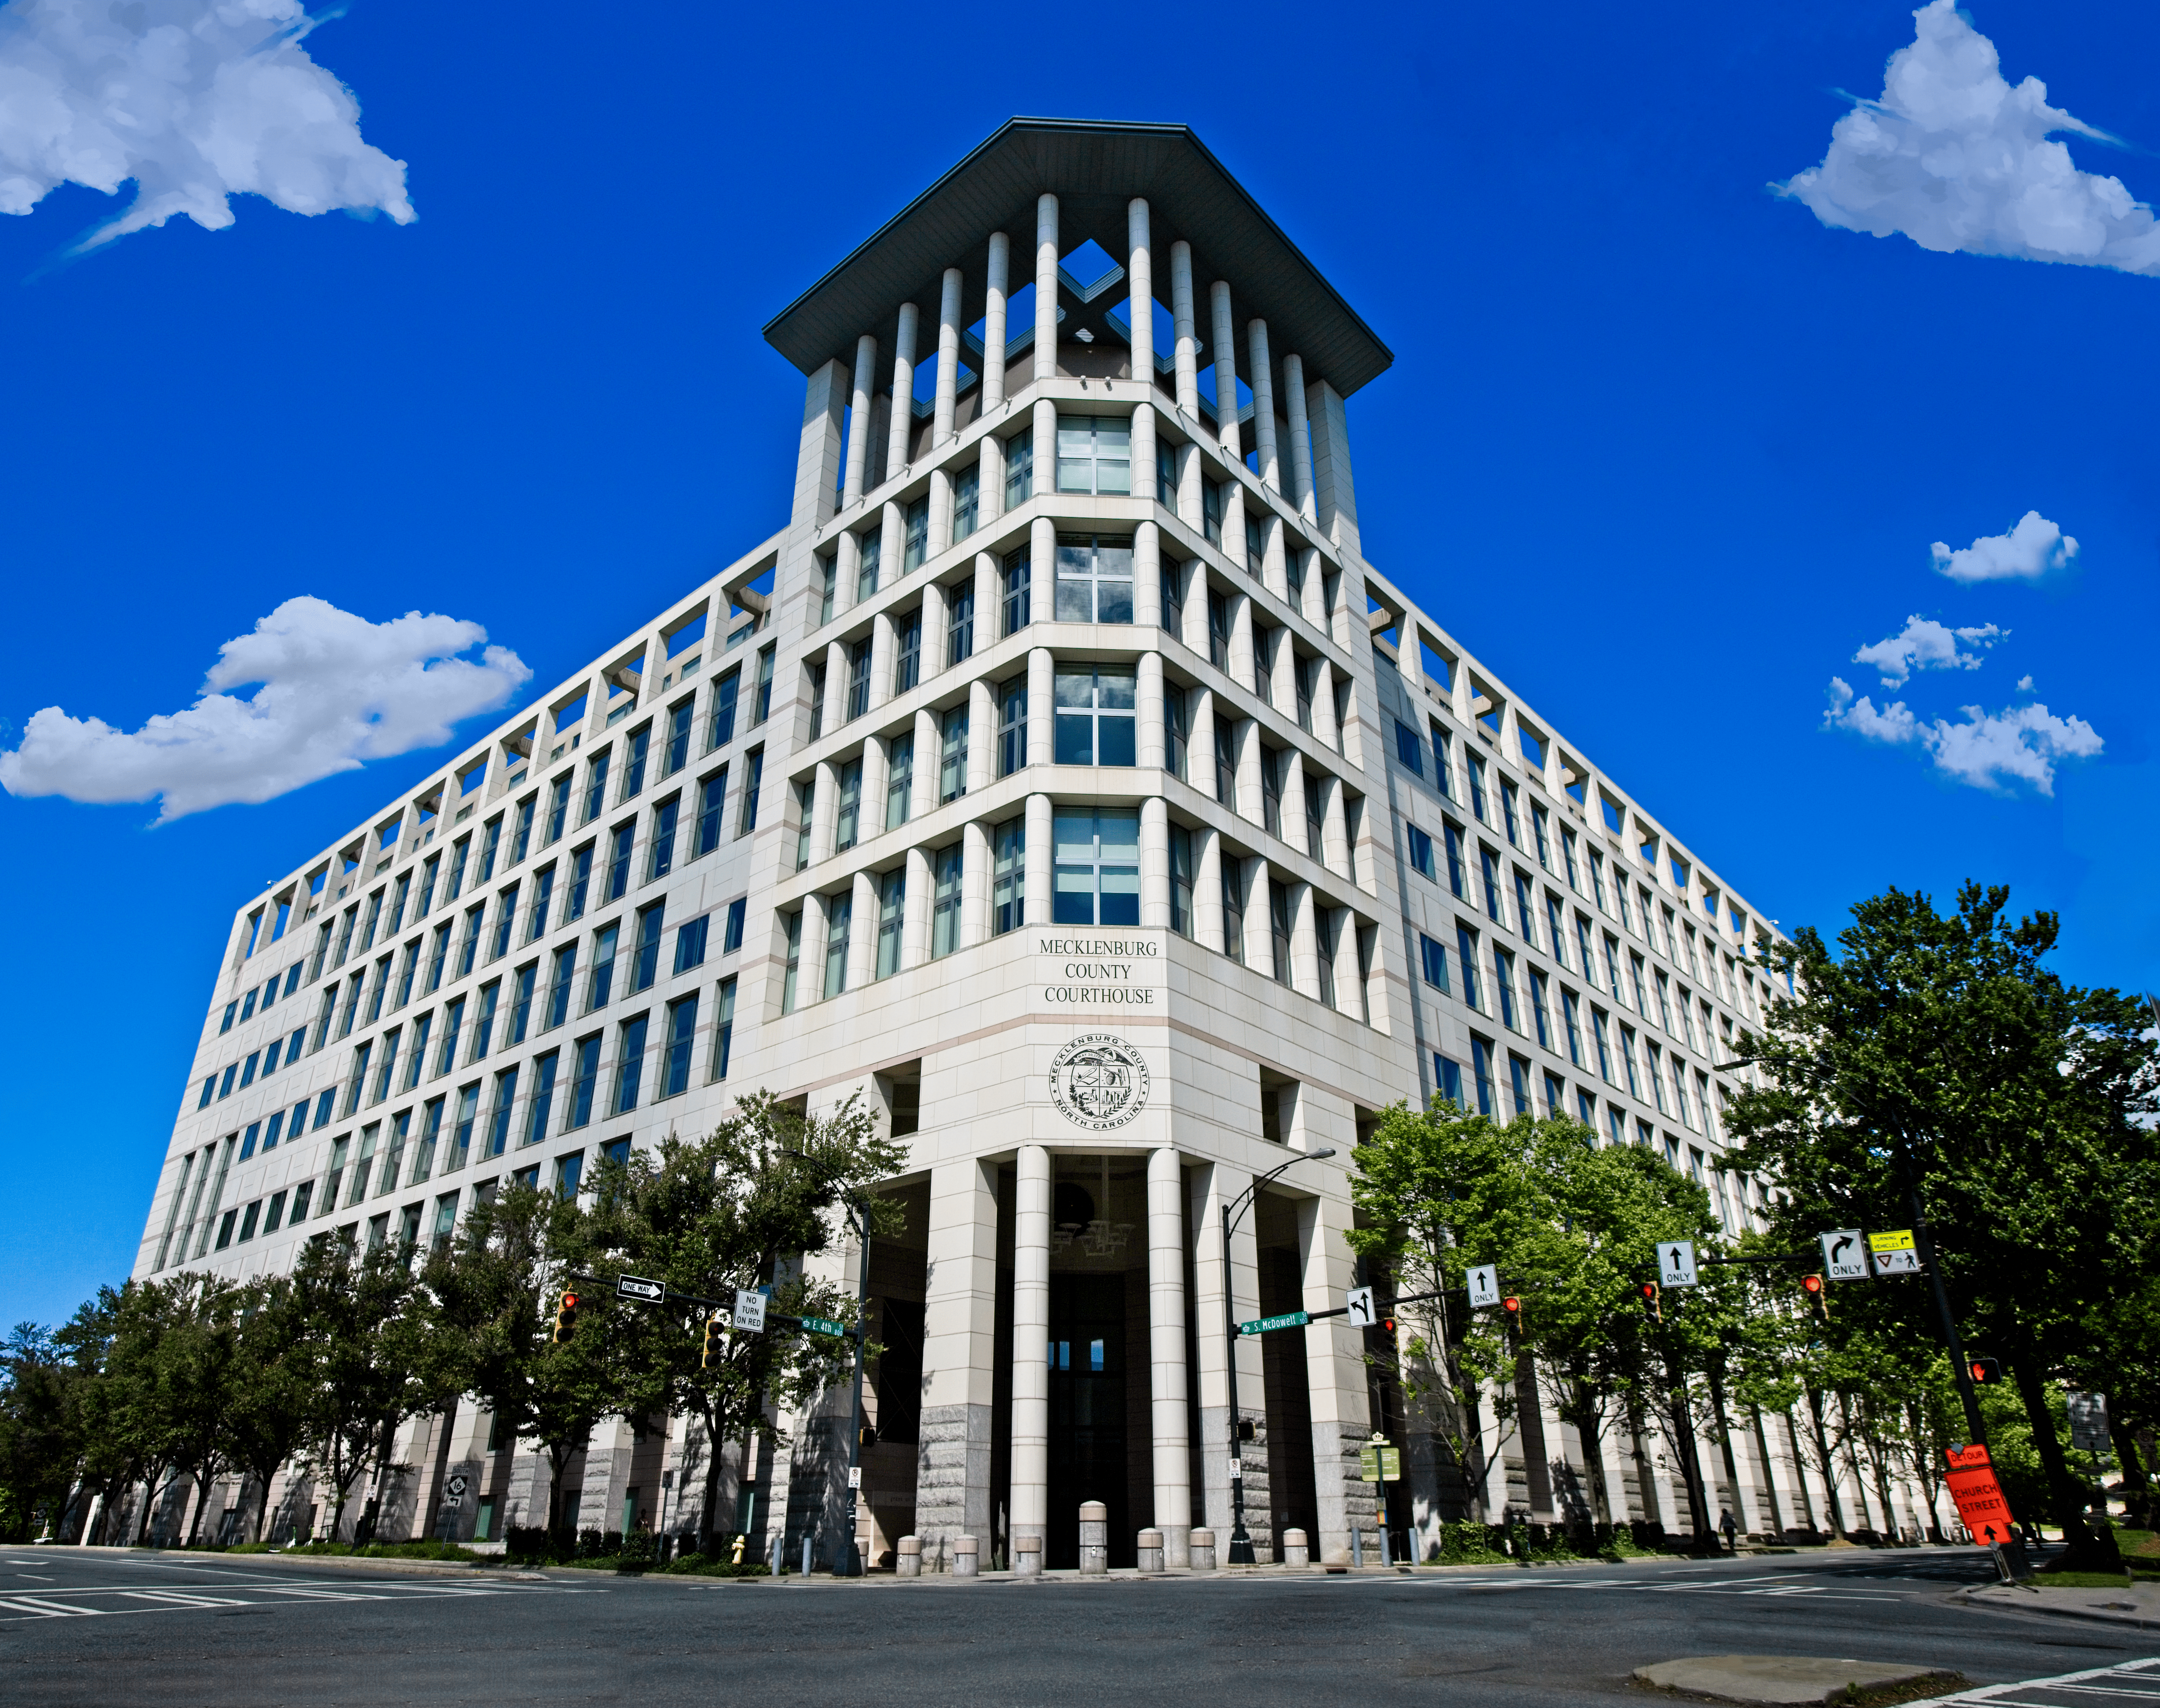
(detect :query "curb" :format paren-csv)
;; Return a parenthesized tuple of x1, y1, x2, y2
(1958, 1585, 2159, 1631)
(94, 1546, 549, 1583)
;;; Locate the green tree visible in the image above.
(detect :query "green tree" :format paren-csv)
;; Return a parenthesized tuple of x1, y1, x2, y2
(420, 1180, 626, 1538)
(102, 1277, 201, 1544)
(160, 1277, 242, 1546)
(585, 1092, 905, 1555)
(0, 1324, 82, 1542)
(223, 1276, 320, 1543)
(1721, 882, 2160, 1563)
(290, 1236, 433, 1542)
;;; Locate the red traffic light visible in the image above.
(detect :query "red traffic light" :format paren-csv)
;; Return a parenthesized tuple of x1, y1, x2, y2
(1639, 1282, 1658, 1301)
(1801, 1274, 1823, 1296)
(1501, 1297, 1522, 1316)
(562, 1291, 579, 1309)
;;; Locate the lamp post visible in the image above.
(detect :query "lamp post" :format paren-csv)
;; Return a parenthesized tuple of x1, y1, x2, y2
(784, 1147, 873, 1577)
(1221, 1146, 1334, 1565)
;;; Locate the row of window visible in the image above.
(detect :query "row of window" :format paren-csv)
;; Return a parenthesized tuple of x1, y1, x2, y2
(1417, 926, 1729, 1137)
(779, 803, 1372, 1018)
(164, 979, 741, 1272)
(200, 891, 748, 1113)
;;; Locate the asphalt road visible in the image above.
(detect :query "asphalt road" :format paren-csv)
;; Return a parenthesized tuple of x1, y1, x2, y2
(0, 1543, 2152, 1707)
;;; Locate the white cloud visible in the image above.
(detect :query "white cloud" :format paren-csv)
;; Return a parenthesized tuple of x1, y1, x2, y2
(1930, 510, 2079, 582)
(0, 597, 528, 822)
(2017, 674, 2035, 692)
(1851, 614, 2004, 688)
(1778, 1, 2160, 276)
(1824, 677, 2101, 796)
(0, 0, 413, 251)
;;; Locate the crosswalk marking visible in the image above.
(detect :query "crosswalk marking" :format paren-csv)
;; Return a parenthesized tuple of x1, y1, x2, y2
(0, 1575, 523, 1626)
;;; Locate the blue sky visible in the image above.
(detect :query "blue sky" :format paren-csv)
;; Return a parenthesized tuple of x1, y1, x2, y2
(4, 0, 2156, 1328)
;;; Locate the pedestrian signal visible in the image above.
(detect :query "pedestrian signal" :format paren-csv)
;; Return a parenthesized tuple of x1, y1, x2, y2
(552, 1290, 580, 1344)
(1967, 1355, 2003, 1385)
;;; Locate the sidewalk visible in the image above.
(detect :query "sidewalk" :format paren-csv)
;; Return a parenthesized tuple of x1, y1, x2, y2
(1962, 1579, 2160, 1630)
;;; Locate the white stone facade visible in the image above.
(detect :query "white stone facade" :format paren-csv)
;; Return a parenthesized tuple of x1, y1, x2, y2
(126, 122, 1945, 1564)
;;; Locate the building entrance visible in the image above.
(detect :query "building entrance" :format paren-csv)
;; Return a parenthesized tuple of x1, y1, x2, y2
(1046, 1271, 1128, 1568)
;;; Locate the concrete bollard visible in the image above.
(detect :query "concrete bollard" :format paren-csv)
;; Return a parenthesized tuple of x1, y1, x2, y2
(1282, 1528, 1310, 1568)
(952, 1534, 979, 1578)
(1015, 1534, 1043, 1577)
(1078, 1502, 1108, 1574)
(897, 1535, 921, 1577)
(1136, 1528, 1164, 1573)
(1190, 1527, 1216, 1571)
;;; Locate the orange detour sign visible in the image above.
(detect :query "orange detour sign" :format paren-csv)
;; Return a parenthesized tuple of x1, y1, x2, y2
(1944, 1444, 2015, 1546)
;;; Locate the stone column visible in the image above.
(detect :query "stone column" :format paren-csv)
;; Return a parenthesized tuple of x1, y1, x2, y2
(845, 334, 879, 507)
(912, 708, 939, 822)
(902, 844, 933, 972)
(1011, 1144, 1051, 1555)
(869, 611, 897, 713)
(978, 433, 1006, 529)
(847, 869, 878, 991)
(973, 551, 1000, 654)
(1311, 658, 1341, 754)
(1170, 241, 1199, 416)
(800, 890, 830, 1005)
(1137, 653, 1166, 770)
(983, 232, 1009, 410)
(1233, 719, 1262, 832)
(967, 676, 995, 797)
(1283, 354, 1316, 521)
(1289, 881, 1322, 999)
(1192, 687, 1220, 806)
(1139, 797, 1170, 929)
(960, 818, 991, 949)
(1297, 1187, 1374, 1565)
(934, 267, 964, 447)
(1033, 194, 1059, 384)
(1032, 400, 1056, 508)
(879, 499, 904, 596)
(824, 638, 850, 727)
(886, 303, 919, 480)
(795, 359, 847, 533)
(1247, 320, 1279, 492)
(1026, 646, 1054, 769)
(1148, 1146, 1192, 1566)
(1318, 772, 1350, 878)
(1242, 854, 1274, 971)
(1281, 762, 1310, 862)
(918, 1157, 999, 1562)
(1134, 522, 1161, 630)
(1132, 407, 1158, 515)
(1023, 793, 1052, 927)
(1209, 282, 1241, 461)
(1195, 825, 1225, 953)
(811, 759, 839, 864)
(1228, 590, 1255, 692)
(1127, 198, 1154, 378)
(1305, 376, 1359, 557)
(1189, 1161, 1260, 1541)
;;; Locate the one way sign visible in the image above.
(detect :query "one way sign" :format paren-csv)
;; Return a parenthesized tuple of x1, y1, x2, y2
(1658, 1242, 1697, 1287)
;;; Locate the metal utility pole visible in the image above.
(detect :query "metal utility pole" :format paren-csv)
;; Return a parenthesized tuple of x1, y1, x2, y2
(1220, 1147, 1334, 1565)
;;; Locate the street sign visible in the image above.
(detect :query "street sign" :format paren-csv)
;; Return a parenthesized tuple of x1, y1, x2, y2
(1867, 1230, 1920, 1276)
(1238, 1310, 1311, 1337)
(847, 1467, 862, 1489)
(1944, 1443, 2016, 1546)
(800, 1315, 850, 1338)
(1658, 1241, 1698, 1288)
(1467, 1264, 1500, 1309)
(445, 1473, 469, 1499)
(2068, 1392, 2110, 1454)
(1346, 1285, 1375, 1327)
(732, 1288, 767, 1332)
(1820, 1229, 1869, 1282)
(616, 1273, 666, 1303)
(1359, 1439, 1402, 1482)
(1227, 1457, 1242, 1479)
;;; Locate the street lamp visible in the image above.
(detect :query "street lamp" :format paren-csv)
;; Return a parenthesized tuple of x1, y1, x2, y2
(1221, 1146, 1336, 1566)
(783, 1147, 873, 1577)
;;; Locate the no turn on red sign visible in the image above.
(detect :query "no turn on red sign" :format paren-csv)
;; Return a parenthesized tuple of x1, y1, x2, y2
(1944, 1443, 2016, 1546)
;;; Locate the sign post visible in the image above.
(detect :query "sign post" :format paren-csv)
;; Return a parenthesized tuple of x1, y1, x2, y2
(1945, 1443, 2019, 1580)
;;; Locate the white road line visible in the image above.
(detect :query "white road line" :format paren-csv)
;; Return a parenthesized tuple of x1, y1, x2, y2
(0, 1596, 103, 1617)
(1908, 1660, 2160, 1708)
(119, 1590, 253, 1607)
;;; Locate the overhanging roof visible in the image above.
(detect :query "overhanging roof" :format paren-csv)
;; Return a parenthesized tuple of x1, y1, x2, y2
(763, 119, 1393, 398)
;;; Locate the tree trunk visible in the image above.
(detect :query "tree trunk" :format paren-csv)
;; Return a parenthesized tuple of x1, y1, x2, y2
(251, 1464, 279, 1543)
(546, 1443, 571, 1537)
(2003, 1339, 2101, 1554)
(696, 1407, 728, 1554)
(1804, 1387, 1849, 1537)
(2110, 1414, 2151, 1528)
(1704, 1363, 1744, 1538)
(185, 1467, 212, 1546)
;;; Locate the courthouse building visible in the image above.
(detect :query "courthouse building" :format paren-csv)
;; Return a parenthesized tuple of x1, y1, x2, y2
(129, 120, 1899, 1564)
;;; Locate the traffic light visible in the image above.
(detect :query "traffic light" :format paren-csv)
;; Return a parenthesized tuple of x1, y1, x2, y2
(552, 1289, 580, 1344)
(1640, 1281, 1662, 1323)
(1501, 1297, 1522, 1337)
(859, 1424, 879, 1449)
(1967, 1355, 2003, 1385)
(701, 1316, 721, 1368)
(1801, 1273, 1829, 1327)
